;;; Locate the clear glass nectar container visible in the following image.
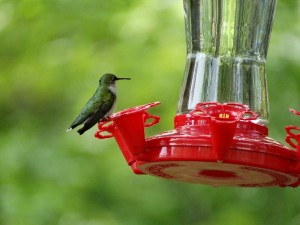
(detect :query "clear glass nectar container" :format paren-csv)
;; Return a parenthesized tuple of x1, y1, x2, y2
(177, 0, 277, 125)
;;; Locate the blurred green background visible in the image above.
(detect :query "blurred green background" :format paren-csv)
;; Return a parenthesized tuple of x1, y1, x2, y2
(1, 0, 300, 224)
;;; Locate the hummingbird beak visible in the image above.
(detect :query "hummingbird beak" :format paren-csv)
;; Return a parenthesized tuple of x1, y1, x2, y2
(116, 77, 131, 80)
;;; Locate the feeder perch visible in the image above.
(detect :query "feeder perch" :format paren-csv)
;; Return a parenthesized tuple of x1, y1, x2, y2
(95, 0, 300, 187)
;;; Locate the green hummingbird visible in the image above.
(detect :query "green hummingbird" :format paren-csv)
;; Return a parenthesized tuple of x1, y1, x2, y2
(67, 73, 131, 135)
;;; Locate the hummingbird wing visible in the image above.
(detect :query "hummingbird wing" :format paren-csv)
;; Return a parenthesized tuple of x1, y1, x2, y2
(77, 97, 115, 135)
(67, 86, 108, 130)
(77, 89, 115, 135)
(67, 100, 98, 131)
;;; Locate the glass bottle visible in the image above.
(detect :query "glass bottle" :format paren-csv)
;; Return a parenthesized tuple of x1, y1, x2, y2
(177, 0, 277, 125)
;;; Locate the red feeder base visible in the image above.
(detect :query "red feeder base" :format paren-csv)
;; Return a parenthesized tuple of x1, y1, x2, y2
(138, 161, 298, 187)
(95, 102, 300, 187)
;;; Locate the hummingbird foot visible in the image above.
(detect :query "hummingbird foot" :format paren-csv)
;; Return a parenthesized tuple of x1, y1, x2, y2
(99, 116, 109, 123)
(66, 128, 73, 132)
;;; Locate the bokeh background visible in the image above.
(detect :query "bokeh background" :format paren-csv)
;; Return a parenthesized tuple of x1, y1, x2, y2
(1, 0, 300, 224)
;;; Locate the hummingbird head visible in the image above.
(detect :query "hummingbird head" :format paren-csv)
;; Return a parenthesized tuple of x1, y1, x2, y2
(99, 73, 131, 86)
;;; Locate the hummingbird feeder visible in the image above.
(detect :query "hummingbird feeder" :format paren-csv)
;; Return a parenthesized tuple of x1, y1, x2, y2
(95, 0, 300, 187)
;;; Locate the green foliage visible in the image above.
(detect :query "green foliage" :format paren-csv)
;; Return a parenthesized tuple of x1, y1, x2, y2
(0, 0, 300, 224)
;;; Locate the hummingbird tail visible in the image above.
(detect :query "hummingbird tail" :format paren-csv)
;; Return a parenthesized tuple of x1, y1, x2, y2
(77, 127, 86, 135)
(66, 128, 73, 132)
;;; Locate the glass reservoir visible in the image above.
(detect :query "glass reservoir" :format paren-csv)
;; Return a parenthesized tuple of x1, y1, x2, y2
(177, 0, 277, 125)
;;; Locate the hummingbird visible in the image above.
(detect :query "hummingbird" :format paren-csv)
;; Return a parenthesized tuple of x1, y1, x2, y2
(66, 73, 130, 135)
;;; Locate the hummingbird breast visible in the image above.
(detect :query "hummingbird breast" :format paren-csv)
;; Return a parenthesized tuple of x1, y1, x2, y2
(105, 83, 117, 117)
(108, 83, 116, 95)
